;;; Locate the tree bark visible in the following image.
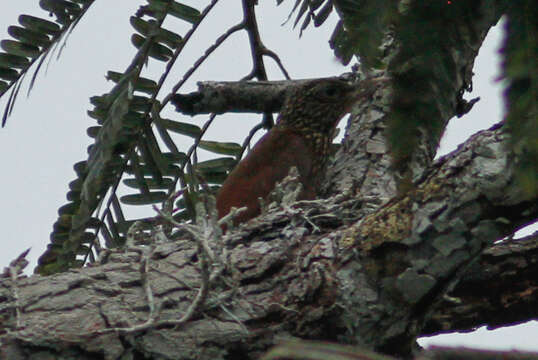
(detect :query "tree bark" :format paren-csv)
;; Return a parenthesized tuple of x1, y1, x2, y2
(1, 122, 536, 360)
(424, 231, 538, 335)
(2, 1, 537, 359)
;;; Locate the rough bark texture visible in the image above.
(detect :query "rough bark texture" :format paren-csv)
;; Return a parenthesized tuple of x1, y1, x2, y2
(417, 346, 538, 360)
(171, 79, 317, 115)
(2, 1, 537, 359)
(1, 122, 536, 360)
(424, 232, 538, 335)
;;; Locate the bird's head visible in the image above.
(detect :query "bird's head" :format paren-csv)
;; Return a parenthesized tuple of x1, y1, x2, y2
(277, 76, 382, 137)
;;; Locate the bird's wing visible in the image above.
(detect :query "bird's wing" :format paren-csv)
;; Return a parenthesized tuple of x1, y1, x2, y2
(216, 127, 313, 223)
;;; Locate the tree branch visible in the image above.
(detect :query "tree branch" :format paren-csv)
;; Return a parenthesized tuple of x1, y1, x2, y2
(1, 124, 536, 359)
(424, 231, 538, 335)
(170, 77, 341, 115)
(241, 0, 289, 82)
(331, 123, 537, 355)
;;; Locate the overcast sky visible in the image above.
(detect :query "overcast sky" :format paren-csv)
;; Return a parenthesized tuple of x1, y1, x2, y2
(0, 0, 536, 351)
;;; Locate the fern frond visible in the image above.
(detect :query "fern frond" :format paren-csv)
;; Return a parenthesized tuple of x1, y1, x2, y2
(0, 0, 96, 126)
(36, 0, 229, 275)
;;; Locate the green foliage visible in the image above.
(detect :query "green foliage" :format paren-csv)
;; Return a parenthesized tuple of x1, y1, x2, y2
(24, 0, 245, 275)
(4, 0, 535, 276)
(387, 0, 485, 168)
(199, 140, 242, 156)
(0, 1, 95, 126)
(120, 192, 168, 205)
(500, 0, 538, 195)
(145, 0, 201, 24)
(160, 118, 202, 137)
(330, 0, 395, 67)
(281, 0, 532, 192)
(280, 0, 395, 66)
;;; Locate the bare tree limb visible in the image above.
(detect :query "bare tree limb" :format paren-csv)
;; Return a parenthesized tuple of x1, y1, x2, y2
(417, 346, 538, 360)
(170, 77, 349, 115)
(424, 231, 538, 335)
(261, 341, 538, 360)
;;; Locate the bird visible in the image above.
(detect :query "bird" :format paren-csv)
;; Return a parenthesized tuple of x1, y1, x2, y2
(216, 76, 383, 228)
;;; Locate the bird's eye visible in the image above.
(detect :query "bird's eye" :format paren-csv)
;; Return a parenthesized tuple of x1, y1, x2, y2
(318, 85, 340, 99)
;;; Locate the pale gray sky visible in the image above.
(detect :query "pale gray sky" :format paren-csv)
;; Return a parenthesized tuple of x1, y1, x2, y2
(0, 0, 536, 352)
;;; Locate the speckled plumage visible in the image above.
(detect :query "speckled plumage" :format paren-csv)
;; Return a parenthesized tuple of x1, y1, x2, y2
(216, 77, 380, 227)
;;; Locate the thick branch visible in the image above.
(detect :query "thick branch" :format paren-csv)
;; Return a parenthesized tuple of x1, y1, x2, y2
(262, 342, 538, 360)
(1, 124, 536, 360)
(418, 346, 538, 360)
(170, 78, 328, 115)
(332, 122, 537, 355)
(424, 232, 538, 335)
(326, 1, 505, 196)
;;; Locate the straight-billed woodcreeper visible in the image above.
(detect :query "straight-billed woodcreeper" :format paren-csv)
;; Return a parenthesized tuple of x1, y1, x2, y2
(216, 76, 382, 227)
